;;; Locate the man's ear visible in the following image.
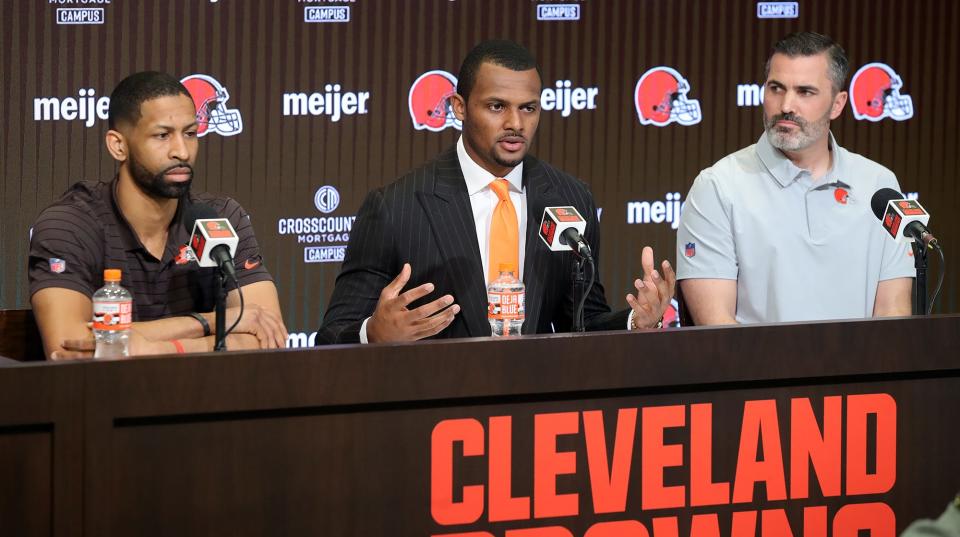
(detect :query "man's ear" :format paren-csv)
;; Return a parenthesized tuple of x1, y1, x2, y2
(105, 129, 127, 162)
(830, 90, 848, 120)
(450, 93, 467, 122)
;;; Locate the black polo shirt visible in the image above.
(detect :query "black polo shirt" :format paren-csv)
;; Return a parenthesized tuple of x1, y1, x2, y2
(28, 179, 272, 321)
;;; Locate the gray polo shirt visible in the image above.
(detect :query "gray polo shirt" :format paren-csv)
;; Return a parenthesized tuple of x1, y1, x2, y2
(676, 132, 915, 323)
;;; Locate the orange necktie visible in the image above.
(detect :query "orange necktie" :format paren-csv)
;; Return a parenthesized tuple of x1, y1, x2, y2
(488, 178, 519, 282)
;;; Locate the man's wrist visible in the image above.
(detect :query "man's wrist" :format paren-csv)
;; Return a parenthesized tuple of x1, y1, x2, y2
(628, 308, 663, 330)
(186, 312, 212, 337)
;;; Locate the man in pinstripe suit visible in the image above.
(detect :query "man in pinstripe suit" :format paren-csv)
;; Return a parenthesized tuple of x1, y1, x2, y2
(318, 40, 675, 344)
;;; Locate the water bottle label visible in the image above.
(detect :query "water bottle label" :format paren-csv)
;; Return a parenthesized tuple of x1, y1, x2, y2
(93, 300, 132, 330)
(488, 291, 525, 321)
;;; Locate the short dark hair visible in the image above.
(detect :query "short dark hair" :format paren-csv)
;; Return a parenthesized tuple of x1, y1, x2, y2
(108, 71, 192, 129)
(456, 40, 542, 102)
(764, 32, 849, 94)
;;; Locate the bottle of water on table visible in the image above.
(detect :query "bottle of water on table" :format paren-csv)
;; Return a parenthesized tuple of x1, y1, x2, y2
(487, 263, 525, 337)
(92, 269, 133, 358)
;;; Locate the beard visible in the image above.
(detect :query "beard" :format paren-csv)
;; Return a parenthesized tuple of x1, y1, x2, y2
(493, 153, 524, 169)
(128, 152, 193, 200)
(763, 108, 831, 152)
(462, 117, 531, 173)
(491, 130, 529, 170)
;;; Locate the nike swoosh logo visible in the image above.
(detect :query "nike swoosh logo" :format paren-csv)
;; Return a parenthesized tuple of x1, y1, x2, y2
(244, 258, 261, 270)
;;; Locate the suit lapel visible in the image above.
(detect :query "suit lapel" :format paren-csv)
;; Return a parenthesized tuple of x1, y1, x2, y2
(521, 156, 556, 333)
(416, 148, 489, 337)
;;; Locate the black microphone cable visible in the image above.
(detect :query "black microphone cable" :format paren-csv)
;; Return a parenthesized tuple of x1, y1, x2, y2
(217, 271, 245, 350)
(574, 257, 596, 332)
(928, 245, 946, 315)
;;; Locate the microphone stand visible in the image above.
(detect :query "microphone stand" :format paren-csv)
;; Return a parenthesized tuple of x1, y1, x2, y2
(572, 257, 586, 332)
(912, 241, 928, 316)
(214, 267, 229, 351)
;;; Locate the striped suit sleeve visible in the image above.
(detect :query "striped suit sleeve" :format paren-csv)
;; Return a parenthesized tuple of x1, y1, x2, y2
(316, 188, 398, 344)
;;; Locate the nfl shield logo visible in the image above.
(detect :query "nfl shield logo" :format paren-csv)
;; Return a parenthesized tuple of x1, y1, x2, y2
(684, 243, 696, 258)
(49, 258, 66, 273)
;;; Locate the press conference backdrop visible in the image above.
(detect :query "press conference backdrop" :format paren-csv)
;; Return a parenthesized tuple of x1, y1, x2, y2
(1, 0, 957, 344)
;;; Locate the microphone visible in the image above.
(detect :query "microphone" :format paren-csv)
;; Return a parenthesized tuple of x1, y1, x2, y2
(539, 206, 592, 259)
(184, 203, 240, 278)
(870, 188, 939, 249)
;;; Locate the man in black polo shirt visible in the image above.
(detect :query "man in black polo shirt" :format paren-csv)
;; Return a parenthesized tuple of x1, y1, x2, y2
(29, 71, 287, 359)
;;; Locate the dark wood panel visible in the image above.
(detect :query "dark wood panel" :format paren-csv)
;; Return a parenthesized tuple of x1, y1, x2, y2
(0, 428, 52, 537)
(85, 373, 960, 536)
(0, 362, 84, 537)
(0, 316, 957, 535)
(75, 315, 960, 536)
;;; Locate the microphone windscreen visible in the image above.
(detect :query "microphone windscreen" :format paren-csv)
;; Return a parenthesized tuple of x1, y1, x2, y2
(870, 188, 902, 220)
(183, 203, 219, 233)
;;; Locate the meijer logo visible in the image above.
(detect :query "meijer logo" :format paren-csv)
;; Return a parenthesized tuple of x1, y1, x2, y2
(627, 192, 685, 230)
(33, 88, 109, 127)
(282, 84, 371, 122)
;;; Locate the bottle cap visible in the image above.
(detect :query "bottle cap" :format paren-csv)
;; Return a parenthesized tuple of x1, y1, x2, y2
(498, 263, 517, 275)
(103, 269, 122, 281)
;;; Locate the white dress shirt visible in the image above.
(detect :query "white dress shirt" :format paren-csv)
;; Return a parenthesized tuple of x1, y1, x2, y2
(456, 136, 527, 285)
(359, 137, 527, 343)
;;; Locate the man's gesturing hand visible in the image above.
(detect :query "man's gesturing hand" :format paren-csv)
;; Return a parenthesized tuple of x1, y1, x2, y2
(625, 246, 676, 329)
(366, 263, 460, 343)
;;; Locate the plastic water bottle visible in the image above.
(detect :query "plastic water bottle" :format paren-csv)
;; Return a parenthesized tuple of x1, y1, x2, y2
(92, 269, 133, 358)
(487, 263, 525, 337)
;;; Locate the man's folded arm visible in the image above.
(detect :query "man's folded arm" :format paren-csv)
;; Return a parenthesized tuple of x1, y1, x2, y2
(873, 277, 912, 317)
(131, 280, 288, 349)
(33, 280, 286, 359)
(873, 207, 915, 318)
(679, 279, 738, 325)
(31, 288, 98, 359)
(676, 172, 740, 326)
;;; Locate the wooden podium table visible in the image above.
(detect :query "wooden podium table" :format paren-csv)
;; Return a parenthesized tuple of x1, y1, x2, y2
(1, 315, 958, 536)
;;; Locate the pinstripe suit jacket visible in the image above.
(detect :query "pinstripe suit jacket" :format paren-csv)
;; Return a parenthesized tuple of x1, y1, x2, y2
(317, 146, 629, 344)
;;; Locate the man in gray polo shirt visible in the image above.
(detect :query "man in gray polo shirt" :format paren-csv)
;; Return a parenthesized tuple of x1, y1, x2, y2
(677, 32, 914, 325)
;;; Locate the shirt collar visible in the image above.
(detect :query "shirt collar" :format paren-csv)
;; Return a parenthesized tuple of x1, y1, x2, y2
(108, 176, 143, 252)
(108, 175, 189, 257)
(756, 131, 842, 188)
(457, 136, 524, 195)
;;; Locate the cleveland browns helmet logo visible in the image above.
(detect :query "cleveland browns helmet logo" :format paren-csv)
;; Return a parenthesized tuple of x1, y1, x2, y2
(634, 66, 702, 127)
(408, 70, 462, 132)
(849, 62, 914, 122)
(181, 74, 244, 137)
